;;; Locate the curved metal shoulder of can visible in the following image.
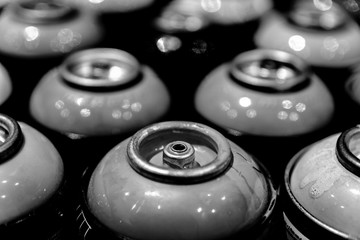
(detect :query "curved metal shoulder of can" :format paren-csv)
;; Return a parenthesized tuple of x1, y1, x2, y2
(283, 125, 360, 239)
(29, 48, 171, 138)
(344, 64, 360, 109)
(254, 0, 360, 68)
(0, 113, 64, 227)
(194, 48, 335, 137)
(0, 62, 11, 107)
(85, 121, 278, 240)
(0, 0, 103, 58)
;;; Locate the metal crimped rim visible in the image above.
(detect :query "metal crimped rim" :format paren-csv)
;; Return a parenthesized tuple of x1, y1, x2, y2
(59, 48, 140, 88)
(11, 0, 76, 24)
(127, 121, 233, 183)
(336, 125, 360, 177)
(287, 0, 347, 30)
(230, 49, 309, 91)
(0, 114, 23, 163)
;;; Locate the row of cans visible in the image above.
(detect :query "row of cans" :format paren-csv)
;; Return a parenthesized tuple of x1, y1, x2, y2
(1, 0, 360, 239)
(1, 115, 360, 240)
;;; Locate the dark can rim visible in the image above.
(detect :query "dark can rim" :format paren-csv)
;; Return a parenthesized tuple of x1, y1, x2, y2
(230, 49, 310, 92)
(0, 114, 23, 163)
(127, 121, 233, 183)
(59, 48, 141, 88)
(336, 125, 360, 177)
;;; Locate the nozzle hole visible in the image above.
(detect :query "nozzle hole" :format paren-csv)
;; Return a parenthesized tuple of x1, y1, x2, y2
(171, 143, 187, 153)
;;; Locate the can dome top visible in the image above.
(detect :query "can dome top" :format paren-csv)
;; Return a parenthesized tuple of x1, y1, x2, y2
(285, 125, 360, 238)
